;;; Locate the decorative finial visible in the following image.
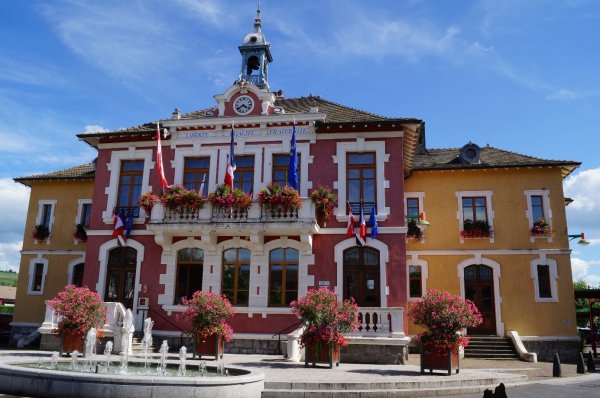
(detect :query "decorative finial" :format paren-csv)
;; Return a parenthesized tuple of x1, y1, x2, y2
(254, 1, 262, 33)
(172, 107, 181, 119)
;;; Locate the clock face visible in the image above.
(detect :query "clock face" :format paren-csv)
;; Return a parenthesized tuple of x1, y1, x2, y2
(233, 95, 254, 115)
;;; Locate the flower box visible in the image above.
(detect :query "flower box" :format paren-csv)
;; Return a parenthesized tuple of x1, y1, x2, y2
(73, 224, 87, 242)
(460, 220, 493, 239)
(193, 333, 224, 360)
(258, 184, 301, 215)
(32, 224, 50, 241)
(310, 186, 337, 226)
(406, 219, 423, 242)
(305, 341, 340, 368)
(61, 330, 85, 354)
(420, 345, 459, 375)
(208, 185, 252, 216)
(531, 218, 553, 237)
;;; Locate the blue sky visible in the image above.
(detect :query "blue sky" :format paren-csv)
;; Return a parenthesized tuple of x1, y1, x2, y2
(1, 0, 599, 285)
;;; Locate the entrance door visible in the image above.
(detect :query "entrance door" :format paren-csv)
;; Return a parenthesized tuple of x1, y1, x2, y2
(105, 247, 137, 309)
(343, 247, 380, 307)
(464, 264, 496, 335)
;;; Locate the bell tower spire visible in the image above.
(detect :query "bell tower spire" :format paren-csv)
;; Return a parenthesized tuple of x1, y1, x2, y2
(238, 2, 273, 89)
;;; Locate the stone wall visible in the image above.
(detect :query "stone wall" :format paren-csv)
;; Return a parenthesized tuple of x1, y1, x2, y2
(341, 343, 408, 364)
(522, 339, 582, 362)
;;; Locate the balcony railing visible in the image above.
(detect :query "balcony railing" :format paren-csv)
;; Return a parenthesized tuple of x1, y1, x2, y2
(241, 74, 264, 85)
(351, 307, 405, 338)
(151, 198, 317, 225)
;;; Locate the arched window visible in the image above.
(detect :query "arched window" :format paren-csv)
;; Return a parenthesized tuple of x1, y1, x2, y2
(343, 246, 380, 307)
(175, 248, 204, 304)
(222, 248, 251, 306)
(105, 247, 137, 309)
(268, 248, 299, 307)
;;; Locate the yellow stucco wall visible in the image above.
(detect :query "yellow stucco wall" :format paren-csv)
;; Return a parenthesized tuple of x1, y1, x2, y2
(405, 167, 578, 337)
(13, 179, 92, 325)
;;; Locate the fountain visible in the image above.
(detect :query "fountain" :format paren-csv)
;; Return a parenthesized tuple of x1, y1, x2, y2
(141, 318, 153, 372)
(0, 328, 265, 398)
(178, 346, 187, 376)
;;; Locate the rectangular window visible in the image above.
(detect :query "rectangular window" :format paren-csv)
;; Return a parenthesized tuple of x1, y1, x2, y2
(531, 195, 544, 222)
(183, 157, 210, 196)
(222, 248, 251, 306)
(233, 156, 254, 194)
(409, 265, 422, 298)
(175, 248, 204, 304)
(31, 263, 44, 292)
(272, 154, 301, 189)
(80, 203, 92, 228)
(117, 160, 144, 216)
(347, 152, 376, 214)
(41, 204, 52, 229)
(406, 198, 420, 219)
(462, 197, 488, 223)
(268, 248, 299, 307)
(537, 264, 552, 298)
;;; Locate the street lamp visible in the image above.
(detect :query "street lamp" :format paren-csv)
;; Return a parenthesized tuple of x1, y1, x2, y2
(568, 232, 590, 246)
(416, 212, 430, 232)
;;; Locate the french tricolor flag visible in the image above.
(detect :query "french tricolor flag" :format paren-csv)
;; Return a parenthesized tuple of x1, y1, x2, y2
(224, 127, 236, 188)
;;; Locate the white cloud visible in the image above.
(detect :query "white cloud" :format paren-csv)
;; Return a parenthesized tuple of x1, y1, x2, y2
(546, 89, 578, 101)
(83, 125, 107, 133)
(571, 257, 600, 287)
(565, 168, 600, 227)
(0, 179, 29, 272)
(173, 0, 234, 27)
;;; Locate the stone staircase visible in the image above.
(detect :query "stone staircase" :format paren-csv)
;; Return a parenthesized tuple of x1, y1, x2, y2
(465, 336, 519, 360)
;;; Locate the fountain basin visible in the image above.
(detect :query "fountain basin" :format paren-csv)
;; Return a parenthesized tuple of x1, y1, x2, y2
(0, 360, 265, 398)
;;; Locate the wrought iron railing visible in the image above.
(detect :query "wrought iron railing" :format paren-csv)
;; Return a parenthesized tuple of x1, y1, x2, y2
(348, 201, 375, 216)
(113, 206, 140, 218)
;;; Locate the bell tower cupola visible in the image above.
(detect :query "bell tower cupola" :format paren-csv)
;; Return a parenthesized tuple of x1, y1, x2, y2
(238, 3, 273, 89)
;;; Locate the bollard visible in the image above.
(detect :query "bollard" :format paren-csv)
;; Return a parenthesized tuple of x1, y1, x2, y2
(577, 352, 586, 374)
(552, 353, 562, 377)
(587, 351, 596, 372)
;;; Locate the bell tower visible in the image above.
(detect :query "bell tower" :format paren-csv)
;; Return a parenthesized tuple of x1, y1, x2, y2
(238, 3, 273, 89)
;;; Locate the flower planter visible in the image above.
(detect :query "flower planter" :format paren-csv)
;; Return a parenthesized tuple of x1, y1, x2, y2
(193, 333, 224, 360)
(61, 330, 85, 354)
(420, 345, 459, 375)
(304, 342, 340, 368)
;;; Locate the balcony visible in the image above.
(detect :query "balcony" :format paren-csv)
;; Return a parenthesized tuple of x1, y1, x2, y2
(146, 198, 319, 236)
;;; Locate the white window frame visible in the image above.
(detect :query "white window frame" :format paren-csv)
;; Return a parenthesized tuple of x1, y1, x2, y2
(525, 190, 553, 243)
(407, 257, 428, 301)
(67, 257, 85, 285)
(456, 190, 495, 243)
(333, 138, 390, 221)
(530, 256, 558, 302)
(36, 200, 57, 242)
(75, 199, 92, 227)
(102, 148, 153, 223)
(173, 144, 219, 194)
(405, 192, 426, 243)
(264, 142, 312, 197)
(217, 143, 262, 196)
(27, 256, 48, 295)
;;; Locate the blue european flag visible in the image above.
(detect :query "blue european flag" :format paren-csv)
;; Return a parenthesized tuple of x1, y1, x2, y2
(287, 123, 299, 190)
(369, 205, 378, 240)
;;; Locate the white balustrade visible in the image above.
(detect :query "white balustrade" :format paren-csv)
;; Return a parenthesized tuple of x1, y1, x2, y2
(353, 307, 405, 338)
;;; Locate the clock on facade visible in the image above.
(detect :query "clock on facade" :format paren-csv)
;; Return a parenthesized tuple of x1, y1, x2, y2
(233, 95, 255, 115)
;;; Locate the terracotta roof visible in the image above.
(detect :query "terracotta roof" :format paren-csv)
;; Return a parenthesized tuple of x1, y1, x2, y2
(76, 95, 422, 139)
(14, 162, 96, 186)
(413, 146, 580, 178)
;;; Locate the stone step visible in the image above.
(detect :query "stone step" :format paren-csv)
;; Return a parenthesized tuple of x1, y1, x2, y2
(261, 374, 527, 397)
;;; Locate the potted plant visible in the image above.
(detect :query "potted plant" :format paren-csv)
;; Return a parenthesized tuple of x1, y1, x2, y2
(310, 186, 337, 226)
(208, 184, 252, 219)
(258, 183, 301, 217)
(291, 287, 358, 368)
(460, 219, 493, 239)
(47, 285, 107, 354)
(531, 217, 552, 237)
(161, 186, 205, 215)
(406, 218, 423, 241)
(32, 224, 50, 241)
(408, 289, 482, 375)
(181, 291, 235, 359)
(73, 224, 87, 242)
(138, 191, 160, 216)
